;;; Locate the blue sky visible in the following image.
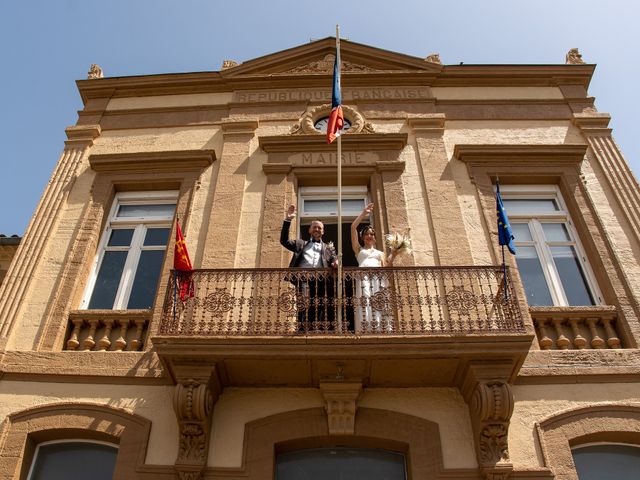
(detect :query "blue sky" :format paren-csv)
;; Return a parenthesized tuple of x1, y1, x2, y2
(1, 0, 638, 235)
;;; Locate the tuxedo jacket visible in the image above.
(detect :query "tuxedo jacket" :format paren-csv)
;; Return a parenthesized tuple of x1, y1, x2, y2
(280, 220, 337, 268)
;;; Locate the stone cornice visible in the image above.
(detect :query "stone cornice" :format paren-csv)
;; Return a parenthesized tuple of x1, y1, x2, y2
(89, 149, 216, 172)
(76, 65, 595, 106)
(454, 144, 588, 165)
(259, 133, 407, 153)
(262, 163, 292, 175)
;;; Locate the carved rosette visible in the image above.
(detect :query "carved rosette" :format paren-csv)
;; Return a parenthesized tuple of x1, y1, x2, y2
(173, 380, 215, 478)
(290, 103, 373, 136)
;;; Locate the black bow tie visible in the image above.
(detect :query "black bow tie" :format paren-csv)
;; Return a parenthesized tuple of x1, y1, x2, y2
(311, 239, 321, 243)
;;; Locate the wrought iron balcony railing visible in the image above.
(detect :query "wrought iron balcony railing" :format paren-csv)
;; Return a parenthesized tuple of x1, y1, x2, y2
(159, 266, 525, 336)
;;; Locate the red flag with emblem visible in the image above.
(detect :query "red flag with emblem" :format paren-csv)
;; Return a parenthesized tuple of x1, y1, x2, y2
(174, 221, 194, 301)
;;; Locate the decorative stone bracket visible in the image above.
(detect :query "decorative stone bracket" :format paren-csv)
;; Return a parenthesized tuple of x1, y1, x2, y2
(171, 364, 222, 480)
(319, 381, 362, 435)
(462, 364, 516, 480)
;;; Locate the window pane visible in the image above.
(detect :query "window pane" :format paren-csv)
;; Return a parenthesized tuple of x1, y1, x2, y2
(107, 229, 134, 247)
(88, 251, 127, 309)
(550, 246, 595, 305)
(144, 228, 170, 246)
(304, 199, 365, 215)
(117, 203, 175, 218)
(502, 199, 559, 214)
(542, 223, 571, 242)
(573, 444, 640, 480)
(515, 246, 553, 306)
(276, 448, 406, 480)
(29, 442, 117, 480)
(511, 223, 533, 242)
(127, 250, 165, 309)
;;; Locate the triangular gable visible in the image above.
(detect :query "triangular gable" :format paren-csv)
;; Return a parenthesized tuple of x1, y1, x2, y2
(221, 37, 442, 77)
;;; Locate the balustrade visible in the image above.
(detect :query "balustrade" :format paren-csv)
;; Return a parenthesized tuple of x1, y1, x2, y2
(159, 266, 525, 336)
(65, 310, 149, 351)
(530, 307, 621, 350)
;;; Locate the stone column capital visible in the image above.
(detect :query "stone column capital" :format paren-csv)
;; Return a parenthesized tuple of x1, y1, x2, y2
(64, 125, 101, 149)
(407, 113, 446, 135)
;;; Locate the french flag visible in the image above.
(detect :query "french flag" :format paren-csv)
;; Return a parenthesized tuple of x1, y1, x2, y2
(326, 51, 344, 144)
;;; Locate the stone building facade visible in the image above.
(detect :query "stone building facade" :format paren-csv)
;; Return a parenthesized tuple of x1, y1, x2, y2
(0, 38, 639, 479)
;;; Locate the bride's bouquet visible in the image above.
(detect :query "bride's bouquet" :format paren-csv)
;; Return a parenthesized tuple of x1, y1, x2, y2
(385, 230, 412, 257)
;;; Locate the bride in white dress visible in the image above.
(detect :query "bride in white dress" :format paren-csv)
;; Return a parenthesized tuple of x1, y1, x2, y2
(350, 203, 396, 333)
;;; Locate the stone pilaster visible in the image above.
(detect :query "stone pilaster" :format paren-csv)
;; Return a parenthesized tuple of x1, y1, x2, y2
(319, 381, 362, 435)
(0, 125, 100, 346)
(574, 113, 640, 244)
(409, 114, 473, 265)
(202, 119, 258, 268)
(171, 363, 222, 480)
(461, 363, 515, 480)
(260, 163, 294, 268)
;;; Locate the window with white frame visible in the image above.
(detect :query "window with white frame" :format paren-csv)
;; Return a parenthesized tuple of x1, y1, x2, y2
(500, 185, 600, 307)
(83, 191, 177, 310)
(27, 440, 118, 480)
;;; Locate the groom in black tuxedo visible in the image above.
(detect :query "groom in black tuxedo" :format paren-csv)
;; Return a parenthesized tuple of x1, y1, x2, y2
(280, 204, 337, 332)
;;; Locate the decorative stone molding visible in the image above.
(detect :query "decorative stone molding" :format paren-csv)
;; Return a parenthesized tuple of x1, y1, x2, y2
(170, 364, 222, 480)
(89, 149, 216, 172)
(461, 364, 516, 478)
(87, 63, 104, 79)
(319, 381, 362, 435)
(282, 54, 376, 74)
(425, 53, 442, 65)
(64, 124, 101, 149)
(290, 103, 372, 136)
(565, 48, 585, 65)
(220, 118, 259, 137)
(407, 113, 446, 135)
(537, 405, 640, 480)
(221, 59, 239, 69)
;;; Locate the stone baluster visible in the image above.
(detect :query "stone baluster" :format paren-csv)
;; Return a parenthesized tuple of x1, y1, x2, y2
(130, 318, 146, 351)
(82, 318, 99, 351)
(601, 317, 621, 348)
(551, 318, 570, 349)
(568, 317, 587, 349)
(535, 318, 553, 350)
(114, 319, 130, 351)
(586, 318, 605, 349)
(97, 318, 114, 351)
(66, 318, 84, 351)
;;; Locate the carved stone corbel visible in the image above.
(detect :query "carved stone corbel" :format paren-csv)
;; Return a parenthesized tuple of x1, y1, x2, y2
(461, 362, 516, 480)
(319, 381, 362, 435)
(469, 381, 514, 479)
(171, 364, 221, 480)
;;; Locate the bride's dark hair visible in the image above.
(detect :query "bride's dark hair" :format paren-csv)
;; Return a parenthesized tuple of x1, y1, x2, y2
(358, 225, 376, 245)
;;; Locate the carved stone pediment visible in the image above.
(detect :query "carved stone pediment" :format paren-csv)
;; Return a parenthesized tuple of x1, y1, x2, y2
(220, 37, 442, 77)
(283, 54, 377, 74)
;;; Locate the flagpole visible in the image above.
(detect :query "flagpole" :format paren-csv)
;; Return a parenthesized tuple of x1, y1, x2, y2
(335, 24, 343, 331)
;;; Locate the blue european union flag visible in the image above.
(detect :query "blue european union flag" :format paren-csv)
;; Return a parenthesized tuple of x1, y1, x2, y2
(496, 184, 516, 255)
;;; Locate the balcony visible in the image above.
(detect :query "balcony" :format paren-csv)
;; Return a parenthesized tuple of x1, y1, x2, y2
(153, 266, 533, 388)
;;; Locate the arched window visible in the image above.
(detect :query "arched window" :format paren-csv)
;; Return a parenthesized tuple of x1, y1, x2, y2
(276, 447, 406, 480)
(27, 440, 118, 480)
(572, 443, 640, 480)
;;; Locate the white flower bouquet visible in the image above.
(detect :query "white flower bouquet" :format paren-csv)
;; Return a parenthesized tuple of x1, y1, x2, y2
(385, 230, 412, 256)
